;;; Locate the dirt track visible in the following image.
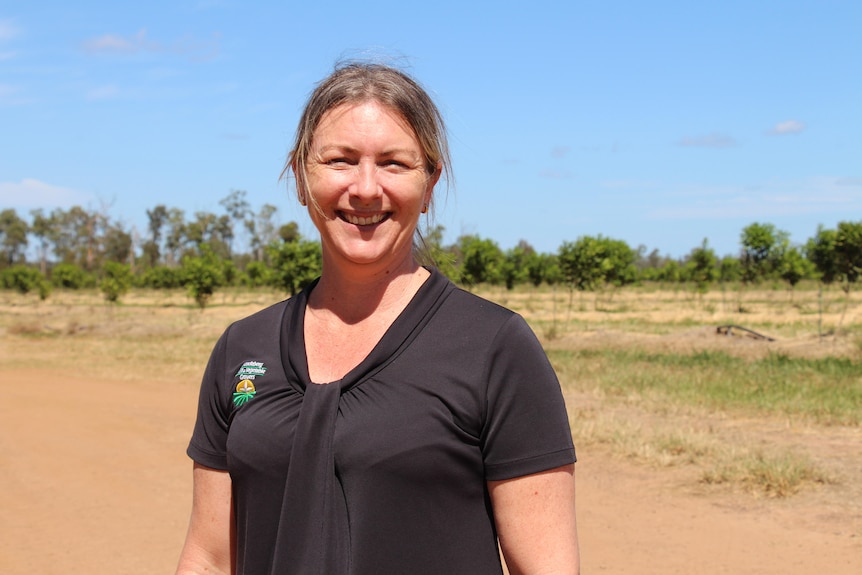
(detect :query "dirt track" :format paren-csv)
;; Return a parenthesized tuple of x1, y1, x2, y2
(1, 368, 859, 574)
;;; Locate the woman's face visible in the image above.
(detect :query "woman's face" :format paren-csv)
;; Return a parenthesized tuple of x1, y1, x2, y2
(302, 101, 438, 273)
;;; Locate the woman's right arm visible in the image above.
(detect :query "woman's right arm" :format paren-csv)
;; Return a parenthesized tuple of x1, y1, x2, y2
(175, 463, 235, 575)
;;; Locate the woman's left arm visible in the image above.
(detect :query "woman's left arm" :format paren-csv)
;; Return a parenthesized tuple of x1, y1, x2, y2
(488, 463, 579, 575)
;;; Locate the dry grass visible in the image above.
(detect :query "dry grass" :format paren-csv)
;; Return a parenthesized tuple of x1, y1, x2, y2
(1, 283, 860, 501)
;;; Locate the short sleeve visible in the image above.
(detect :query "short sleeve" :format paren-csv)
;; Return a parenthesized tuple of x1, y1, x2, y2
(480, 314, 576, 481)
(187, 328, 233, 470)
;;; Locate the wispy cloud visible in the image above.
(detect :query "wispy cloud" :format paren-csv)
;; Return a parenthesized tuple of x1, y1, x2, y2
(0, 19, 19, 41)
(0, 83, 27, 105)
(678, 132, 738, 148)
(539, 169, 574, 180)
(550, 145, 570, 159)
(0, 18, 19, 60)
(646, 177, 862, 220)
(80, 28, 220, 61)
(86, 84, 121, 100)
(768, 120, 806, 135)
(0, 179, 94, 209)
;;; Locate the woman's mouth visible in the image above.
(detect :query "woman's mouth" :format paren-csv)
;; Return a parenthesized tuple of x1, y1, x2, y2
(338, 211, 389, 226)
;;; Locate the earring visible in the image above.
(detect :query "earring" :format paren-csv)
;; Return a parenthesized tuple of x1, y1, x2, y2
(421, 203, 428, 214)
(298, 193, 307, 206)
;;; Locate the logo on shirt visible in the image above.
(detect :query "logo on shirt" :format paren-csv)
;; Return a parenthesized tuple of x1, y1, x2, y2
(233, 360, 266, 407)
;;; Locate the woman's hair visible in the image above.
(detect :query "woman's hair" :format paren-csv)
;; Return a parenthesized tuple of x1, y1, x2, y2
(283, 62, 451, 208)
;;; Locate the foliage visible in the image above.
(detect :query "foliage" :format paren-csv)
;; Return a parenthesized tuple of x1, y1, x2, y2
(138, 265, 185, 289)
(1, 265, 49, 297)
(417, 225, 459, 280)
(457, 235, 504, 286)
(243, 261, 272, 288)
(778, 246, 814, 289)
(266, 238, 322, 296)
(558, 235, 637, 291)
(0, 208, 30, 267)
(100, 261, 132, 303)
(683, 239, 719, 292)
(181, 246, 227, 309)
(740, 222, 789, 283)
(834, 221, 862, 292)
(51, 262, 93, 289)
(501, 241, 535, 290)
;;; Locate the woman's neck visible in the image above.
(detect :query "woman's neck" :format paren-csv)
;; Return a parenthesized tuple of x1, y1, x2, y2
(308, 257, 428, 325)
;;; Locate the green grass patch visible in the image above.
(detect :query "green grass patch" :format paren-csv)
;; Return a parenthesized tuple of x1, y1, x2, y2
(551, 349, 862, 426)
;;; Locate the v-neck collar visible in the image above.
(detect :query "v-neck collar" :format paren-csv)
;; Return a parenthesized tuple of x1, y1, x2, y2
(280, 267, 453, 394)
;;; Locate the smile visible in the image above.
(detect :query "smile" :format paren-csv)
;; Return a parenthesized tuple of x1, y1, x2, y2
(339, 211, 389, 226)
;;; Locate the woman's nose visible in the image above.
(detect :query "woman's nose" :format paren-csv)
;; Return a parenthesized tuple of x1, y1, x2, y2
(352, 161, 381, 200)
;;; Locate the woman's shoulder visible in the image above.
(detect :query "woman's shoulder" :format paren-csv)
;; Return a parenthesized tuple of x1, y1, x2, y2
(221, 297, 294, 340)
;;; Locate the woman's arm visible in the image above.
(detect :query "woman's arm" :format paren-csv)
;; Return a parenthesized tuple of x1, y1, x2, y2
(488, 463, 579, 575)
(175, 463, 235, 575)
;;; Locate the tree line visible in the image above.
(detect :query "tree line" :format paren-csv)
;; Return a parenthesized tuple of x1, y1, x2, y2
(1, 190, 861, 307)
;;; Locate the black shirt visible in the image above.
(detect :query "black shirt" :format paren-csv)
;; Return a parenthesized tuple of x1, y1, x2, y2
(188, 269, 576, 574)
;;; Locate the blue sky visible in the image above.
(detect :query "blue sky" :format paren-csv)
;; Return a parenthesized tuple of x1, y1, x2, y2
(1, 0, 860, 258)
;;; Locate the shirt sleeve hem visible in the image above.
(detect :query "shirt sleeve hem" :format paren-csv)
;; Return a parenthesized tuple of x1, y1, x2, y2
(186, 443, 229, 471)
(485, 447, 576, 481)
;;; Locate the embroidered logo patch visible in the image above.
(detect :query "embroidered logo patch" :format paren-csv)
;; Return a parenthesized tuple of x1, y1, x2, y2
(233, 361, 266, 407)
(233, 380, 256, 407)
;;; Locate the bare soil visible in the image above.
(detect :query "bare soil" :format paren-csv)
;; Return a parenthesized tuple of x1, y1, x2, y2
(0, 287, 859, 574)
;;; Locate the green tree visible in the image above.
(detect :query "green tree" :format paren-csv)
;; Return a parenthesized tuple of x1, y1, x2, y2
(29, 208, 53, 274)
(1, 265, 48, 297)
(100, 261, 132, 303)
(777, 246, 815, 290)
(267, 238, 322, 296)
(418, 225, 458, 280)
(718, 255, 741, 283)
(181, 246, 227, 309)
(0, 208, 29, 267)
(143, 205, 169, 267)
(739, 222, 789, 283)
(501, 241, 534, 290)
(806, 225, 839, 284)
(220, 189, 251, 257)
(834, 221, 862, 293)
(684, 239, 719, 293)
(246, 203, 279, 262)
(51, 262, 92, 289)
(558, 235, 637, 292)
(457, 235, 504, 287)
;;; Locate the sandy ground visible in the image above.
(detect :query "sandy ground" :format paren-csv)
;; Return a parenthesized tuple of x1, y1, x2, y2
(1, 367, 859, 574)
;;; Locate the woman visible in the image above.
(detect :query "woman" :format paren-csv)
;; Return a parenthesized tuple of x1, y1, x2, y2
(176, 63, 579, 575)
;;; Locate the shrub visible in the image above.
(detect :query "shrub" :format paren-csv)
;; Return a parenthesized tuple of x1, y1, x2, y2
(1, 265, 49, 297)
(51, 262, 92, 289)
(100, 261, 132, 303)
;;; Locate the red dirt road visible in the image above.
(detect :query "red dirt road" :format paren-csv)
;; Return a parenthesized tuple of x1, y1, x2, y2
(1, 370, 859, 574)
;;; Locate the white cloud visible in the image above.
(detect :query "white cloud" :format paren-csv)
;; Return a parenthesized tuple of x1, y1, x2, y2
(0, 19, 19, 41)
(678, 133, 738, 148)
(550, 145, 570, 159)
(539, 169, 574, 180)
(86, 84, 121, 100)
(645, 177, 862, 219)
(80, 28, 220, 61)
(768, 120, 806, 135)
(0, 179, 94, 209)
(81, 28, 148, 53)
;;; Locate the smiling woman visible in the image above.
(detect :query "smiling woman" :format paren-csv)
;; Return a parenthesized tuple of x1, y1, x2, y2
(175, 62, 579, 575)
